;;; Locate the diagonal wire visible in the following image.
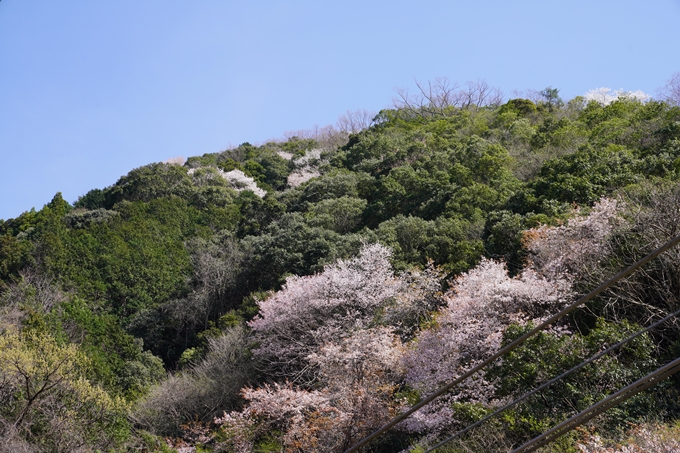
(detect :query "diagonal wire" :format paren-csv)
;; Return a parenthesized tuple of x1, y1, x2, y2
(511, 355, 680, 453)
(422, 306, 680, 452)
(344, 233, 680, 453)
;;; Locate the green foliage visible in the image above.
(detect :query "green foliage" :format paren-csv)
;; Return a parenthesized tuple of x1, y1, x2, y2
(104, 162, 193, 206)
(305, 196, 367, 233)
(189, 185, 237, 209)
(287, 170, 372, 208)
(236, 191, 285, 237)
(63, 207, 119, 229)
(341, 131, 521, 226)
(51, 297, 165, 398)
(0, 329, 130, 451)
(530, 117, 571, 149)
(0, 234, 33, 286)
(4, 88, 680, 450)
(488, 319, 662, 441)
(242, 212, 351, 288)
(483, 210, 529, 273)
(74, 187, 106, 210)
(376, 214, 483, 273)
(135, 430, 181, 453)
(189, 142, 294, 192)
(539, 86, 563, 112)
(499, 98, 538, 117)
(251, 151, 292, 190)
(279, 136, 318, 156)
(532, 144, 640, 205)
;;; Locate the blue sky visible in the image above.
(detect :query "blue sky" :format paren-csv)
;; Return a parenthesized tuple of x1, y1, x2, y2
(1, 0, 679, 220)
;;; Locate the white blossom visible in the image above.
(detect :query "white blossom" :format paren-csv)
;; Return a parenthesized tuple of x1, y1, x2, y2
(287, 149, 323, 188)
(164, 156, 186, 166)
(277, 151, 294, 161)
(524, 198, 621, 280)
(584, 87, 651, 106)
(287, 168, 321, 187)
(187, 166, 266, 197)
(402, 259, 570, 433)
(221, 169, 267, 197)
(249, 243, 402, 380)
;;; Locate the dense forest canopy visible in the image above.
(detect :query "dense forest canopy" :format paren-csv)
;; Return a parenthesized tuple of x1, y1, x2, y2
(2, 76, 680, 452)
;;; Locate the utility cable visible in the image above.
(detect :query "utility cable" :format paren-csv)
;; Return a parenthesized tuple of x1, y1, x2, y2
(510, 355, 680, 453)
(343, 233, 680, 453)
(422, 306, 680, 452)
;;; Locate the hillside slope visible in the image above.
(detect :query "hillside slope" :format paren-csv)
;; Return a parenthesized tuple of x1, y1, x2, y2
(2, 88, 680, 452)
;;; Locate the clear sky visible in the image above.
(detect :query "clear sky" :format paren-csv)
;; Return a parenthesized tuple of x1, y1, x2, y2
(1, 0, 679, 220)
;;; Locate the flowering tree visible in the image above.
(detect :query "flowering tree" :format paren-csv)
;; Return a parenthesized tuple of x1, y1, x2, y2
(248, 243, 403, 382)
(216, 327, 405, 452)
(572, 186, 680, 323)
(164, 156, 186, 166)
(379, 262, 446, 340)
(583, 88, 651, 105)
(402, 259, 570, 433)
(523, 198, 621, 281)
(215, 383, 337, 453)
(213, 244, 446, 451)
(211, 197, 653, 448)
(187, 167, 266, 197)
(287, 149, 323, 188)
(216, 199, 632, 446)
(222, 169, 267, 197)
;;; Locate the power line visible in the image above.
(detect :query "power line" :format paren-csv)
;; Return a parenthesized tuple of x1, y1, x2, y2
(343, 233, 680, 453)
(511, 355, 680, 453)
(422, 306, 680, 453)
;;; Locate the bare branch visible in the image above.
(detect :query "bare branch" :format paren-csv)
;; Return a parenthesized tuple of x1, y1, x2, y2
(657, 71, 680, 106)
(393, 77, 504, 117)
(336, 109, 377, 134)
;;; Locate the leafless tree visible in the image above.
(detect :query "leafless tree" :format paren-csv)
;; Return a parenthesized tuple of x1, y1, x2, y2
(0, 426, 36, 453)
(576, 184, 680, 328)
(394, 77, 505, 117)
(657, 72, 680, 106)
(172, 237, 245, 334)
(459, 78, 505, 108)
(336, 108, 377, 134)
(394, 77, 461, 117)
(133, 326, 257, 436)
(283, 123, 349, 150)
(0, 269, 66, 329)
(512, 88, 543, 105)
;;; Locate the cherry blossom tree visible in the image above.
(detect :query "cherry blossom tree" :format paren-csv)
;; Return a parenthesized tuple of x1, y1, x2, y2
(380, 262, 446, 340)
(402, 259, 570, 433)
(287, 149, 323, 188)
(164, 156, 186, 166)
(187, 167, 266, 197)
(248, 243, 403, 382)
(583, 88, 651, 105)
(216, 200, 630, 446)
(214, 244, 447, 451)
(215, 327, 405, 452)
(523, 198, 621, 281)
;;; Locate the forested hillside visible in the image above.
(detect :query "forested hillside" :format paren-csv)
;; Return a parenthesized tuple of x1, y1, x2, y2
(2, 79, 680, 452)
